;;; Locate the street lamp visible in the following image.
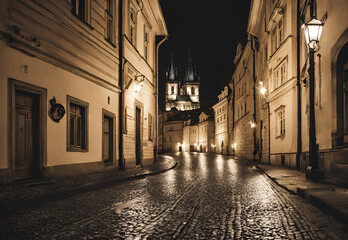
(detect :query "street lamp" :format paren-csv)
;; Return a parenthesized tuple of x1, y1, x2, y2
(303, 1, 324, 181)
(303, 18, 323, 50)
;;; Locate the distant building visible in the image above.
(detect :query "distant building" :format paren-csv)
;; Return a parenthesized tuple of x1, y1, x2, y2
(213, 86, 230, 155)
(165, 53, 200, 111)
(197, 108, 215, 153)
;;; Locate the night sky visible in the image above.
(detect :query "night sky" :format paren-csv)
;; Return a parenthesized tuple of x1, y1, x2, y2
(158, 0, 251, 111)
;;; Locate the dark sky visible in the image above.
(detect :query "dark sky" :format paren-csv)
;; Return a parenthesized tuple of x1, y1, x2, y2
(158, 0, 251, 111)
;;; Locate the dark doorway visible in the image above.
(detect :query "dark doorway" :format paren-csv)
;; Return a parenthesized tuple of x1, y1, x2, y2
(179, 146, 182, 152)
(103, 115, 113, 164)
(200, 145, 202, 152)
(15, 91, 40, 179)
(135, 107, 141, 166)
(221, 141, 224, 154)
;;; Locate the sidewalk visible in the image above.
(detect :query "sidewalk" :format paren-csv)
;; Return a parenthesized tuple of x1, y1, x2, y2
(0, 155, 177, 218)
(255, 163, 348, 224)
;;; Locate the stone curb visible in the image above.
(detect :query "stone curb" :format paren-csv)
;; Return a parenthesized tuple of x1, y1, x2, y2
(0, 160, 178, 219)
(255, 164, 348, 225)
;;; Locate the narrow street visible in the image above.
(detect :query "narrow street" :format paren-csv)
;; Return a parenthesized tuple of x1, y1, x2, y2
(1, 153, 347, 240)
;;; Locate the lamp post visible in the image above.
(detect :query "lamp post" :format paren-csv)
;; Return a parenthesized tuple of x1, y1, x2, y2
(303, 0, 324, 181)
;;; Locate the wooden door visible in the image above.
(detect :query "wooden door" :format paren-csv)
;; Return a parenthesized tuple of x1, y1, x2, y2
(103, 116, 113, 163)
(15, 91, 39, 179)
(135, 107, 141, 166)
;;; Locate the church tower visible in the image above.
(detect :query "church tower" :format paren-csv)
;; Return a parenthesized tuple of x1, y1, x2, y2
(183, 52, 200, 107)
(165, 53, 179, 111)
(165, 52, 200, 111)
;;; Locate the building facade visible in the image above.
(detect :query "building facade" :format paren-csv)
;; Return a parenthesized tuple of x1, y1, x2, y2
(213, 86, 229, 155)
(165, 53, 200, 111)
(0, 0, 167, 182)
(241, 0, 348, 182)
(197, 109, 215, 153)
(122, 0, 167, 168)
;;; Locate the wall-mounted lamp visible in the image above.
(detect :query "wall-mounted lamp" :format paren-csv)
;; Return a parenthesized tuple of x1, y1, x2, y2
(303, 18, 323, 50)
(134, 74, 145, 93)
(249, 121, 256, 128)
(259, 81, 267, 95)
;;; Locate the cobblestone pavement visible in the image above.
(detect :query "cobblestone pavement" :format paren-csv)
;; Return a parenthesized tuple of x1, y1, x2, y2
(1, 153, 347, 239)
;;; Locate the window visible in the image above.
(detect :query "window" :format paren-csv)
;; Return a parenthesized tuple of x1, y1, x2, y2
(105, 0, 114, 43)
(273, 62, 287, 90)
(272, 28, 277, 53)
(67, 96, 88, 151)
(72, 0, 88, 22)
(171, 86, 174, 94)
(144, 26, 149, 61)
(129, 8, 136, 44)
(191, 87, 195, 95)
(148, 113, 153, 140)
(276, 108, 285, 137)
(278, 18, 284, 45)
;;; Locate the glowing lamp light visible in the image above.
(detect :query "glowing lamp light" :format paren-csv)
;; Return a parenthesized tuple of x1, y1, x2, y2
(303, 18, 323, 50)
(233, 143, 237, 149)
(259, 86, 267, 95)
(250, 122, 256, 128)
(134, 82, 143, 93)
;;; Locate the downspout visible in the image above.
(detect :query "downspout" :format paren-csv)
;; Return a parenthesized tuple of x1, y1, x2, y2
(296, 0, 302, 170)
(251, 39, 257, 161)
(118, 0, 124, 170)
(268, 102, 270, 164)
(155, 36, 168, 161)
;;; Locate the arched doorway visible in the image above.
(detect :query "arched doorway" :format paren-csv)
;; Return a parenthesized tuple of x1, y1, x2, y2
(336, 42, 348, 145)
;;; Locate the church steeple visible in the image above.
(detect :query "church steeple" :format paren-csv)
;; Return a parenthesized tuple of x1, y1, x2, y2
(185, 52, 198, 82)
(166, 52, 178, 81)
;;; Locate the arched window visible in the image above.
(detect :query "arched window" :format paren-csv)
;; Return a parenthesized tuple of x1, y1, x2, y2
(191, 87, 195, 95)
(171, 86, 174, 94)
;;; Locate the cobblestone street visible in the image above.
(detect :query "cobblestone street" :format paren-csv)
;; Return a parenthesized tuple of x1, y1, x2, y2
(1, 153, 347, 239)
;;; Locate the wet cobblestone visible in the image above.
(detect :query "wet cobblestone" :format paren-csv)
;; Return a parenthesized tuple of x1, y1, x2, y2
(0, 153, 347, 239)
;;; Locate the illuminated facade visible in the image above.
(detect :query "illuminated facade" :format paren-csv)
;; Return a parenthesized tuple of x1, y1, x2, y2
(241, 0, 348, 181)
(213, 86, 230, 155)
(0, 0, 167, 181)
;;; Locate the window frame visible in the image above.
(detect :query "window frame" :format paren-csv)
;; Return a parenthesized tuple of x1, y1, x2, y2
(144, 25, 149, 61)
(105, 0, 115, 44)
(71, 0, 90, 24)
(67, 95, 89, 152)
(148, 113, 153, 141)
(276, 107, 285, 138)
(129, 6, 137, 45)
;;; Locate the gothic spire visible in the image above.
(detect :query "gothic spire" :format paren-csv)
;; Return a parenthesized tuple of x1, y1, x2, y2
(185, 52, 197, 82)
(166, 52, 178, 81)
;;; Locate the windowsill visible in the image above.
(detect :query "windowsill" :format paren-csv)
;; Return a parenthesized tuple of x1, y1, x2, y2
(276, 134, 285, 139)
(72, 13, 94, 30)
(67, 147, 88, 152)
(105, 38, 117, 48)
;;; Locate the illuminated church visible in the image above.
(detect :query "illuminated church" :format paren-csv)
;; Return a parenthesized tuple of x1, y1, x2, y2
(165, 53, 200, 111)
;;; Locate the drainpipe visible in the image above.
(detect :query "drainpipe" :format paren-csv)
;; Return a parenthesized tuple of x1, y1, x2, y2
(249, 36, 258, 162)
(155, 36, 168, 161)
(296, 0, 302, 170)
(118, 0, 125, 170)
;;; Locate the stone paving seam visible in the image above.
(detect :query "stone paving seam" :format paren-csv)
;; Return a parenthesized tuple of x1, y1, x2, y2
(254, 162, 348, 227)
(0, 160, 178, 219)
